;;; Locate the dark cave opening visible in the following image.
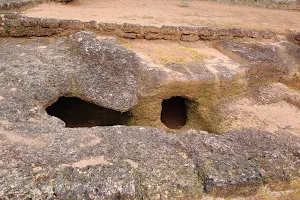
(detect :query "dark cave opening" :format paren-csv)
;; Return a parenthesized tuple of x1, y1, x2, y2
(161, 96, 187, 129)
(46, 97, 131, 128)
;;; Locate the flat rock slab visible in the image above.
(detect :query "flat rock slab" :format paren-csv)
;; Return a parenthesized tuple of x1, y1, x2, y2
(118, 38, 244, 81)
(217, 40, 300, 82)
(0, 126, 300, 199)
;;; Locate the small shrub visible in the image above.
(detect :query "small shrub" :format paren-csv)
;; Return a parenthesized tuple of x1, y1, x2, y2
(179, 0, 188, 6)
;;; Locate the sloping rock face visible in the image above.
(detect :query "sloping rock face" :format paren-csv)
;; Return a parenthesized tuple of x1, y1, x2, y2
(216, 41, 295, 82)
(69, 32, 140, 111)
(0, 31, 300, 199)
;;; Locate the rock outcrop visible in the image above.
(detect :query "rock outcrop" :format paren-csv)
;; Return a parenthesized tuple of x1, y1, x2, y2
(0, 31, 300, 199)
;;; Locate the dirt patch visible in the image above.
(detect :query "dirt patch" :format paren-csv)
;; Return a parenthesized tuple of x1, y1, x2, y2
(67, 156, 111, 168)
(118, 38, 243, 78)
(221, 98, 300, 134)
(119, 38, 211, 64)
(23, 0, 300, 34)
(0, 127, 46, 147)
(124, 159, 139, 169)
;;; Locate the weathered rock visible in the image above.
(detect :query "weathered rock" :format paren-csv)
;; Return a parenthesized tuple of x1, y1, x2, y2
(295, 33, 300, 41)
(178, 129, 300, 197)
(0, 31, 141, 129)
(54, 0, 73, 3)
(0, 31, 242, 133)
(1, 32, 300, 199)
(70, 31, 141, 111)
(198, 27, 218, 40)
(0, 125, 299, 198)
(98, 22, 122, 34)
(216, 41, 296, 82)
(1, 13, 279, 42)
(38, 18, 60, 28)
(181, 34, 200, 42)
(217, 41, 281, 66)
(0, 0, 47, 10)
(283, 42, 300, 63)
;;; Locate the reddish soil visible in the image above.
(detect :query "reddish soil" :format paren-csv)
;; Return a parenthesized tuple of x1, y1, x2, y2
(23, 0, 300, 34)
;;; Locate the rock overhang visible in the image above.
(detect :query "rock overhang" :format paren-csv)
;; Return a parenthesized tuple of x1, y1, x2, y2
(0, 31, 247, 132)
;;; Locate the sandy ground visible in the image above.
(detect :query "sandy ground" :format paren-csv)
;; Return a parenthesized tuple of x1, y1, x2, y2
(222, 99, 300, 133)
(23, 0, 300, 34)
(116, 38, 243, 82)
(221, 83, 300, 134)
(117, 38, 214, 64)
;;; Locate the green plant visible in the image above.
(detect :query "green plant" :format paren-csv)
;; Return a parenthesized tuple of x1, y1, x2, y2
(4, 27, 10, 35)
(179, 0, 188, 6)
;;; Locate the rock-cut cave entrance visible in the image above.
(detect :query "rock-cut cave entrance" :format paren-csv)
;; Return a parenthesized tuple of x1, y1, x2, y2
(46, 97, 131, 128)
(161, 96, 187, 129)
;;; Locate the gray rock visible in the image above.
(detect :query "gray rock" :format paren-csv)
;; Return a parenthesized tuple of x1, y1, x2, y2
(0, 31, 141, 132)
(69, 31, 141, 111)
(0, 126, 299, 198)
(54, 0, 73, 3)
(1, 32, 300, 199)
(216, 40, 294, 82)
